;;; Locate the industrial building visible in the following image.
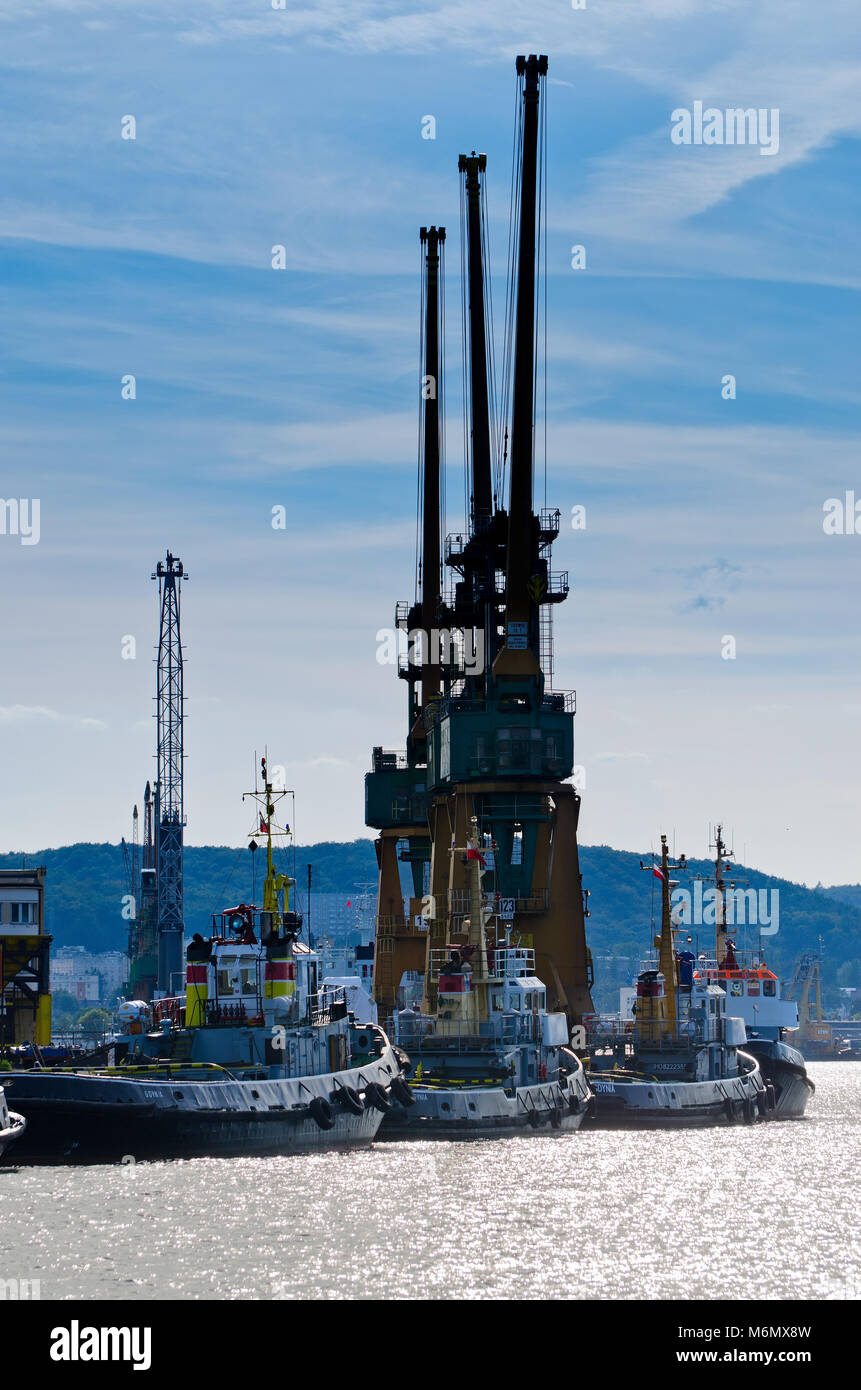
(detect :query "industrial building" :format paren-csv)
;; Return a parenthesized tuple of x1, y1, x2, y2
(0, 864, 51, 1045)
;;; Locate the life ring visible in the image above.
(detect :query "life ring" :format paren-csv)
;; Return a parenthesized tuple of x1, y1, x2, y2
(332, 1085, 364, 1115)
(363, 1082, 393, 1113)
(390, 1076, 415, 1108)
(308, 1096, 336, 1131)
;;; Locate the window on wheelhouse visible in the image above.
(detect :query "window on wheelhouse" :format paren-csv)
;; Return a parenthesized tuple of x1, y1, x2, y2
(763, 980, 776, 997)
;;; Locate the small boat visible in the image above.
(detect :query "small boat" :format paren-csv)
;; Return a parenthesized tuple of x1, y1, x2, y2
(587, 835, 773, 1127)
(0, 1083, 26, 1157)
(2, 760, 408, 1163)
(380, 818, 592, 1138)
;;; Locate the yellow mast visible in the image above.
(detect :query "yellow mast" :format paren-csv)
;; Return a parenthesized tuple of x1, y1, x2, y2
(259, 757, 287, 924)
(635, 834, 685, 1043)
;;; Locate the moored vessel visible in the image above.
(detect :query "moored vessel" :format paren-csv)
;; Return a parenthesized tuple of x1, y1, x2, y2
(2, 761, 407, 1163)
(674, 828, 814, 1118)
(587, 835, 773, 1127)
(380, 818, 591, 1138)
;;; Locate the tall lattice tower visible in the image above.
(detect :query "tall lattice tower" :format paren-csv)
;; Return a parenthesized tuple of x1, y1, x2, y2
(152, 551, 188, 994)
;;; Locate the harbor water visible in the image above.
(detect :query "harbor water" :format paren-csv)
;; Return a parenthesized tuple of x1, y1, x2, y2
(1, 1062, 857, 1301)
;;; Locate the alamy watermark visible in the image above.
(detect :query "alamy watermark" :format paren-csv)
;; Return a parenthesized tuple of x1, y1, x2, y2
(823, 492, 861, 534)
(376, 626, 485, 675)
(0, 1277, 41, 1299)
(0, 498, 40, 545)
(671, 102, 779, 157)
(672, 882, 779, 935)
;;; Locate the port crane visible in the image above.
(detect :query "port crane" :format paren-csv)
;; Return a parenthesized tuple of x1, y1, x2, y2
(152, 551, 188, 995)
(367, 56, 594, 1025)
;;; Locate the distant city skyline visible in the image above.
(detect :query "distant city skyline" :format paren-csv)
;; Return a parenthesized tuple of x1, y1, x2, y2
(1, 2, 859, 886)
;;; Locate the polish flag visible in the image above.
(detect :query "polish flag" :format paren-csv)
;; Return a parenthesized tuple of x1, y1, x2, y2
(652, 865, 666, 881)
(467, 847, 487, 867)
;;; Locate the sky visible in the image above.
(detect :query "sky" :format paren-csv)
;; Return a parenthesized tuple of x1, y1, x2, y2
(0, 0, 859, 886)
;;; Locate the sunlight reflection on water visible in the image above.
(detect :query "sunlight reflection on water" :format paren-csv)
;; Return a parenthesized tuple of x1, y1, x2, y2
(2, 1062, 857, 1300)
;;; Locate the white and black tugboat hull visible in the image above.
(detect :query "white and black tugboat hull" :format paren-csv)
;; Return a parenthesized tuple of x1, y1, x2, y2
(589, 1051, 774, 1128)
(0, 1045, 402, 1162)
(380, 1062, 593, 1139)
(743, 1039, 814, 1118)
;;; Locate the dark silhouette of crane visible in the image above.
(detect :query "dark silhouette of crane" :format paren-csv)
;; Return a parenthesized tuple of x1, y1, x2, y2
(152, 551, 187, 994)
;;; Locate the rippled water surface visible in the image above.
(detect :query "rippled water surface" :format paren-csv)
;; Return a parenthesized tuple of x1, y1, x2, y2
(1, 1062, 857, 1300)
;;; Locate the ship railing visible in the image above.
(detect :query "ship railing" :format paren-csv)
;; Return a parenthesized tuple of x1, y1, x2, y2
(426, 946, 537, 980)
(492, 948, 536, 978)
(392, 1014, 540, 1050)
(586, 1019, 706, 1051)
(152, 996, 183, 1026)
(308, 986, 348, 1027)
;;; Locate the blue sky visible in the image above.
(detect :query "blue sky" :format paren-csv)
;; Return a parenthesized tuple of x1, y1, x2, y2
(0, 0, 859, 885)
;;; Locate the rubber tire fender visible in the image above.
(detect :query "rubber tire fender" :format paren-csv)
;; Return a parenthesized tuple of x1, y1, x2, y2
(527, 1109, 542, 1129)
(390, 1075, 415, 1107)
(308, 1096, 336, 1130)
(332, 1085, 364, 1115)
(549, 1106, 562, 1129)
(364, 1082, 393, 1113)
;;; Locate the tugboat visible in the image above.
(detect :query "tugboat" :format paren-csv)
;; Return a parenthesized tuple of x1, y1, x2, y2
(0, 1083, 26, 1157)
(587, 835, 772, 1127)
(381, 819, 592, 1137)
(679, 829, 814, 1118)
(2, 761, 408, 1163)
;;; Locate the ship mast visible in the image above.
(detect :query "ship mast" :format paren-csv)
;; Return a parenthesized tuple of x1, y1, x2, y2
(640, 836, 687, 1027)
(712, 824, 732, 966)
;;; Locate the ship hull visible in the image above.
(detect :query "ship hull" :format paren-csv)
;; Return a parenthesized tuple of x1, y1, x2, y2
(743, 1039, 814, 1118)
(380, 1068, 592, 1140)
(589, 1052, 772, 1128)
(0, 1049, 401, 1163)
